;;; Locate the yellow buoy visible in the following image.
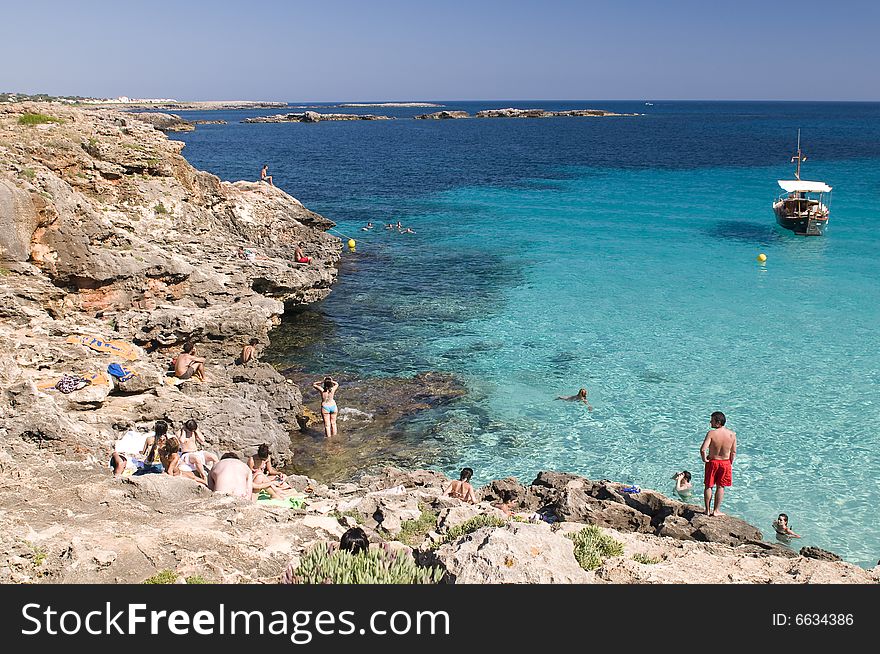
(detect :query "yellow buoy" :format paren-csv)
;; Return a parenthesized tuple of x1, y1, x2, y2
(347, 239, 356, 249)
(757, 253, 767, 263)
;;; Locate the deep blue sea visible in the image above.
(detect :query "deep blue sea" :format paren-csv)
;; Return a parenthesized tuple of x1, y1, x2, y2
(172, 101, 880, 566)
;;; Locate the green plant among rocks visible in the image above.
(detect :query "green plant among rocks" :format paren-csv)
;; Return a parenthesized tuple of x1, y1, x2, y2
(287, 544, 444, 584)
(440, 515, 507, 546)
(566, 525, 625, 570)
(397, 506, 438, 547)
(143, 570, 179, 584)
(185, 574, 209, 584)
(18, 112, 63, 125)
(154, 202, 168, 215)
(632, 553, 662, 565)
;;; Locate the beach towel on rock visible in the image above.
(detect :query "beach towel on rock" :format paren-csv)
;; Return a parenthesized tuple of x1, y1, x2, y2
(38, 370, 109, 391)
(107, 363, 136, 383)
(55, 374, 90, 394)
(66, 335, 139, 361)
(114, 430, 148, 456)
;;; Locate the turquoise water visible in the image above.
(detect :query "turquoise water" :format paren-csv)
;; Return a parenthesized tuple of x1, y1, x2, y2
(175, 102, 880, 565)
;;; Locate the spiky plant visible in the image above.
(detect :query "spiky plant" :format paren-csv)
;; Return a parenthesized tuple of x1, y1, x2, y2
(285, 543, 444, 584)
(566, 525, 625, 570)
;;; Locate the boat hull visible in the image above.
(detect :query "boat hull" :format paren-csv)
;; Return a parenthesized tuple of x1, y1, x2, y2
(774, 213, 827, 236)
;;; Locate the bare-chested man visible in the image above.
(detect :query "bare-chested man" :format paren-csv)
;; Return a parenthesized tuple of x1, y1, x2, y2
(700, 411, 736, 516)
(175, 341, 207, 382)
(208, 453, 253, 500)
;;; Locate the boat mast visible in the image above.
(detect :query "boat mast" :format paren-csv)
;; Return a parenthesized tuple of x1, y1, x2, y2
(795, 128, 802, 180)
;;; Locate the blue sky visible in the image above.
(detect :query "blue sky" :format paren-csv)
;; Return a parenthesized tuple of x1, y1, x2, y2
(3, 0, 878, 101)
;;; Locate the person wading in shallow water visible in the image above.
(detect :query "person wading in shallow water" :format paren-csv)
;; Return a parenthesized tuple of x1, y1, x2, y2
(700, 411, 736, 516)
(312, 376, 339, 438)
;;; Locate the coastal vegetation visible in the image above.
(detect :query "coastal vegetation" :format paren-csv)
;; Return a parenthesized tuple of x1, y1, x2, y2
(567, 525, 625, 570)
(287, 544, 444, 584)
(397, 505, 439, 547)
(632, 553, 662, 565)
(143, 570, 178, 584)
(439, 515, 507, 547)
(18, 112, 63, 126)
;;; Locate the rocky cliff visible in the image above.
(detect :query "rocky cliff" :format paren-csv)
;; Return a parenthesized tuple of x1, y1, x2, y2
(0, 102, 340, 461)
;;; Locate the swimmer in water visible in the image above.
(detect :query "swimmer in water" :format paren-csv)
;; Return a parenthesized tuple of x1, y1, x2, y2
(671, 470, 693, 499)
(556, 388, 593, 411)
(362, 222, 374, 231)
(773, 513, 802, 542)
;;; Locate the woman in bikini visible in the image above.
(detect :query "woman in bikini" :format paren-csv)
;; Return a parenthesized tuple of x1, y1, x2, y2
(248, 443, 291, 490)
(443, 467, 477, 504)
(312, 376, 339, 438)
(178, 419, 218, 481)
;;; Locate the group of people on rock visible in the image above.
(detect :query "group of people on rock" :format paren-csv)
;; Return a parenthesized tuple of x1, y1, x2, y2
(110, 416, 298, 502)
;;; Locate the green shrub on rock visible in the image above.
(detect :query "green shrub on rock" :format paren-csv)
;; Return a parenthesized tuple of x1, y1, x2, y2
(143, 570, 179, 584)
(566, 525, 625, 570)
(441, 514, 507, 544)
(287, 543, 444, 584)
(18, 113, 63, 126)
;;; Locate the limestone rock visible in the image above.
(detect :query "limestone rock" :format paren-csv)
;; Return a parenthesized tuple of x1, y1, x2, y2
(129, 112, 195, 132)
(434, 522, 590, 584)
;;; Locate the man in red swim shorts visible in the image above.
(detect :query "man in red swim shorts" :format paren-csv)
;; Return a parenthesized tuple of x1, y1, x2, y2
(700, 411, 737, 516)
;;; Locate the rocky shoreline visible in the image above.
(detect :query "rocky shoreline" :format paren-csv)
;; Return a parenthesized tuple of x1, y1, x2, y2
(1, 103, 875, 584)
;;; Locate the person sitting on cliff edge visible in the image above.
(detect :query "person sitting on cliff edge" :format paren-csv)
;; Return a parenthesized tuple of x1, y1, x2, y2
(174, 341, 208, 382)
(260, 164, 273, 186)
(208, 452, 253, 500)
(444, 467, 478, 503)
(239, 338, 260, 364)
(294, 242, 311, 264)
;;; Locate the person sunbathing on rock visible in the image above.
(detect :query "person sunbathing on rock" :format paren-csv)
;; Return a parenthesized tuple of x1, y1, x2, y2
(178, 419, 218, 481)
(260, 164, 273, 186)
(294, 243, 312, 264)
(208, 452, 253, 500)
(160, 436, 206, 485)
(174, 341, 208, 382)
(444, 467, 477, 503)
(248, 443, 288, 484)
(239, 338, 259, 364)
(136, 420, 168, 475)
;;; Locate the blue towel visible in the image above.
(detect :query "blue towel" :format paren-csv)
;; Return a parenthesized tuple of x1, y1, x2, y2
(107, 363, 135, 383)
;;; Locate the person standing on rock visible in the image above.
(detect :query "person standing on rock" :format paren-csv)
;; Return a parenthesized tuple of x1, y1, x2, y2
(260, 164, 273, 186)
(444, 468, 478, 503)
(700, 411, 736, 516)
(174, 341, 207, 382)
(312, 376, 339, 438)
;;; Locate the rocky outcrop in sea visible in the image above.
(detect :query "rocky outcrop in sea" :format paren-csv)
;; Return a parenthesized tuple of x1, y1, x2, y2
(415, 111, 470, 120)
(129, 111, 195, 132)
(474, 107, 638, 118)
(242, 112, 394, 123)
